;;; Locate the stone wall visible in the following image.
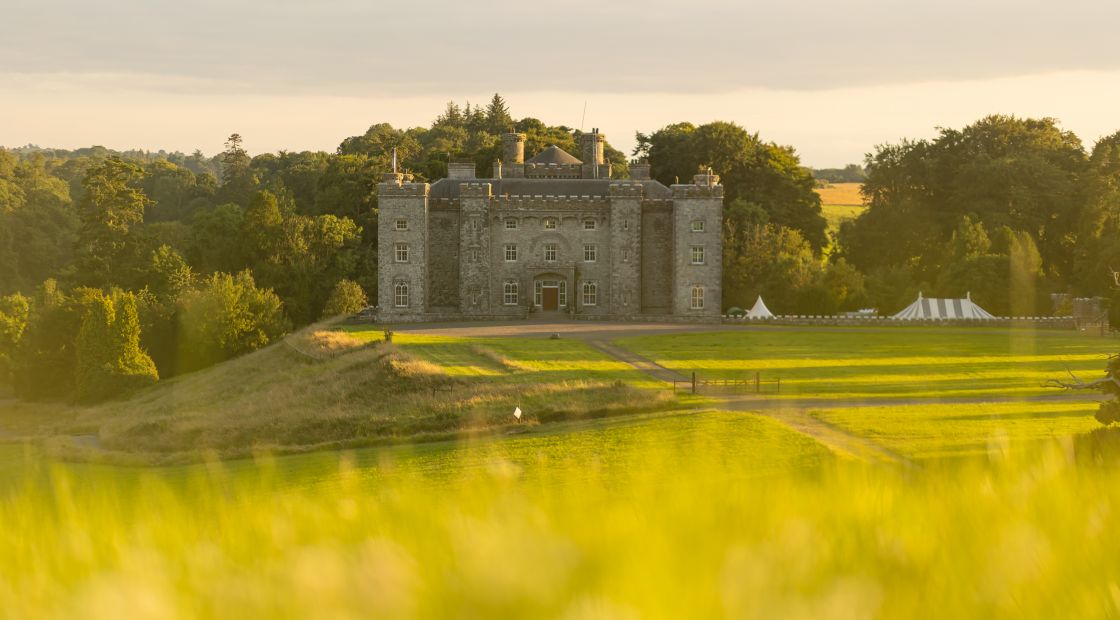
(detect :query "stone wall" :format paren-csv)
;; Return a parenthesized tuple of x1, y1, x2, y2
(671, 180, 723, 317)
(427, 208, 460, 310)
(608, 183, 643, 315)
(459, 184, 492, 315)
(640, 204, 673, 313)
(376, 176, 429, 318)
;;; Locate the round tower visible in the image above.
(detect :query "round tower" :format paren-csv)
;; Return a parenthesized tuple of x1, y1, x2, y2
(502, 133, 525, 164)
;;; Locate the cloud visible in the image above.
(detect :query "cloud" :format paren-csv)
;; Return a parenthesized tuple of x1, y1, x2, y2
(4, 0, 1120, 95)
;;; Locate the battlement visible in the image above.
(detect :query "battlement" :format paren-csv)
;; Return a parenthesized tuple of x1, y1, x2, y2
(608, 182, 645, 198)
(492, 196, 610, 211)
(671, 184, 723, 199)
(379, 182, 429, 197)
(459, 182, 493, 199)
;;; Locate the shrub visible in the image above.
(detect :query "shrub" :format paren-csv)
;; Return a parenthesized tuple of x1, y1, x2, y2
(320, 279, 368, 319)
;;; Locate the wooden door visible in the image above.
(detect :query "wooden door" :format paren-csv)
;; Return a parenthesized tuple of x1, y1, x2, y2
(542, 287, 559, 311)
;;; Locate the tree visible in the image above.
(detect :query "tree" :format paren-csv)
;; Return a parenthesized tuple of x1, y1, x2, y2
(218, 133, 257, 206)
(843, 116, 1087, 287)
(321, 279, 368, 318)
(484, 93, 513, 134)
(75, 157, 152, 288)
(638, 121, 827, 250)
(73, 291, 158, 402)
(179, 270, 289, 371)
(0, 292, 29, 381)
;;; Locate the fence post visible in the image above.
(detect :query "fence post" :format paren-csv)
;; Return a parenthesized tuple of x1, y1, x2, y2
(755, 371, 760, 393)
(776, 378, 780, 393)
(691, 372, 697, 394)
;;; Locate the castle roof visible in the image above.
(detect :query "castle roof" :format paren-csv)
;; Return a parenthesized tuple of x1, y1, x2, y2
(429, 178, 673, 200)
(526, 145, 582, 166)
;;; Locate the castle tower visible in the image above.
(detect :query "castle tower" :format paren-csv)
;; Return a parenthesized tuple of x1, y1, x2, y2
(608, 182, 643, 314)
(580, 129, 606, 179)
(501, 132, 526, 178)
(377, 170, 430, 318)
(670, 171, 723, 316)
(458, 182, 493, 315)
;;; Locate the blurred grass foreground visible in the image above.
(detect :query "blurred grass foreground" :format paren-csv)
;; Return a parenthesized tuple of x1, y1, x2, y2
(3, 413, 1120, 619)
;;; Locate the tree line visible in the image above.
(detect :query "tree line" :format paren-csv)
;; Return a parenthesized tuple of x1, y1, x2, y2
(2, 100, 1116, 403)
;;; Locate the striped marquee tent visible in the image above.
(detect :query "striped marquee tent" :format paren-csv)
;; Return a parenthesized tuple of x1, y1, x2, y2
(891, 292, 996, 320)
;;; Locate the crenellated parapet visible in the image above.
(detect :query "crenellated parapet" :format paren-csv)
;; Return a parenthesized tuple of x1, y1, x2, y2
(459, 182, 493, 199)
(671, 184, 724, 199)
(608, 182, 645, 198)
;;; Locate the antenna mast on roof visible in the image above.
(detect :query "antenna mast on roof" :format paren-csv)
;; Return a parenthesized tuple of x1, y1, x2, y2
(580, 101, 587, 133)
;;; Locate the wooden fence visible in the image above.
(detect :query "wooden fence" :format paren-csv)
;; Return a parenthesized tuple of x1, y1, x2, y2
(672, 372, 780, 395)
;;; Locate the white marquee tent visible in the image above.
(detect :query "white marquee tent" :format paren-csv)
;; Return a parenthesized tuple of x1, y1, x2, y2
(746, 296, 775, 318)
(891, 292, 995, 320)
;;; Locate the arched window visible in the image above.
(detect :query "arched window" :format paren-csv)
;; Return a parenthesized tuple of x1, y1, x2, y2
(582, 281, 598, 306)
(394, 281, 410, 308)
(690, 285, 705, 310)
(503, 280, 519, 305)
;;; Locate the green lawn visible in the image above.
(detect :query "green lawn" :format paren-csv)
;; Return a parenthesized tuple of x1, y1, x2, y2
(618, 328, 1117, 399)
(812, 401, 1100, 460)
(341, 329, 667, 388)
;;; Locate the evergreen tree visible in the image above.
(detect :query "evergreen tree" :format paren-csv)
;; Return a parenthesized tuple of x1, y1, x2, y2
(74, 291, 158, 402)
(485, 93, 513, 133)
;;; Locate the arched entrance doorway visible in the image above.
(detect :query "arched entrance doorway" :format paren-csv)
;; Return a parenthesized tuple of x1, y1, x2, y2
(533, 275, 568, 313)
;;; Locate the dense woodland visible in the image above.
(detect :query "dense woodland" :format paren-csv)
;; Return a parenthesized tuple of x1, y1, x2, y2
(1, 96, 1118, 403)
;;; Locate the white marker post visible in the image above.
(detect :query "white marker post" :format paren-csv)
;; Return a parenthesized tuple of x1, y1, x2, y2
(513, 406, 522, 423)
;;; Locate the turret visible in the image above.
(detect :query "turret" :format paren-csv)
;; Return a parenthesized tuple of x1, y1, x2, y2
(502, 133, 525, 164)
(580, 129, 606, 179)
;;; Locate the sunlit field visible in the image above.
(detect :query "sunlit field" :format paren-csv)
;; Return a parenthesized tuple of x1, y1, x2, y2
(2, 325, 1118, 617)
(618, 328, 1117, 399)
(4, 425, 1120, 618)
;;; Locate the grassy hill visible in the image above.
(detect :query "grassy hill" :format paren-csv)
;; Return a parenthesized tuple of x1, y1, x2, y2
(0, 324, 677, 463)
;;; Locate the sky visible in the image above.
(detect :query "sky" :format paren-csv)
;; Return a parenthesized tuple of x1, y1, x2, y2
(3, 0, 1120, 168)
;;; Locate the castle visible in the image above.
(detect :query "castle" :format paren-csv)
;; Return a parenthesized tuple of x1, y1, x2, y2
(377, 130, 723, 321)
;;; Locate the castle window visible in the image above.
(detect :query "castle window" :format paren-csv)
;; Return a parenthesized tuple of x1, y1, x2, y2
(544, 243, 558, 262)
(690, 285, 705, 310)
(623, 220, 630, 231)
(583, 219, 596, 231)
(691, 220, 705, 233)
(504, 244, 518, 262)
(394, 243, 409, 263)
(394, 281, 410, 308)
(543, 217, 557, 230)
(503, 280, 519, 305)
(690, 245, 706, 265)
(582, 281, 598, 306)
(583, 244, 597, 262)
(505, 218, 518, 230)
(395, 219, 408, 231)
(468, 247, 480, 263)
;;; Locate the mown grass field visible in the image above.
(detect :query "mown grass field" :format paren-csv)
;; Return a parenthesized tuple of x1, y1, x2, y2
(618, 328, 1117, 400)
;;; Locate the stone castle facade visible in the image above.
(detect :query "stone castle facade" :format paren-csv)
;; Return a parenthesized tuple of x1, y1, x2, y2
(377, 130, 723, 321)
